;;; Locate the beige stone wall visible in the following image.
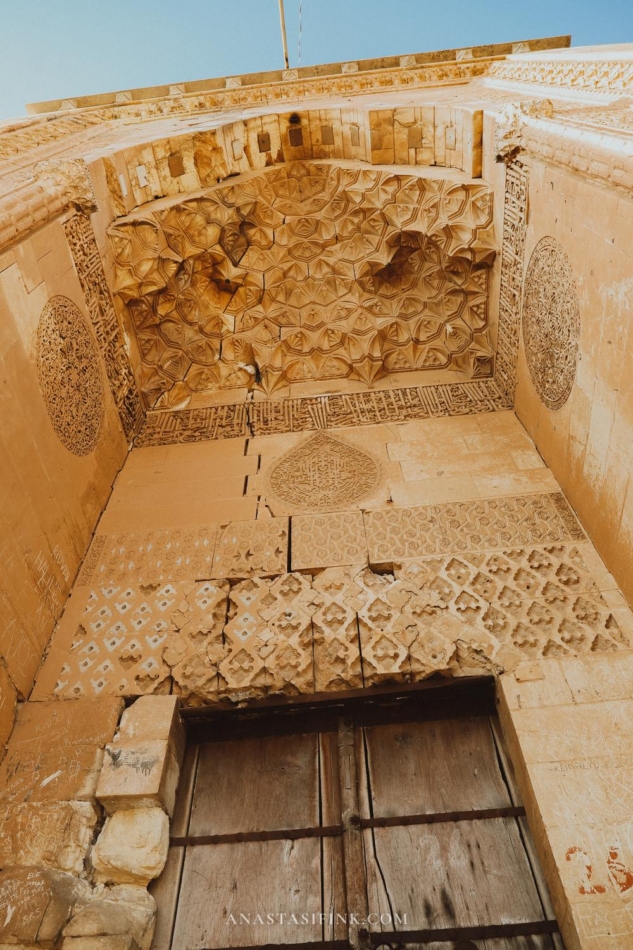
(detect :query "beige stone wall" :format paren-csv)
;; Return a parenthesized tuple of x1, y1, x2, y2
(29, 410, 633, 710)
(0, 216, 129, 742)
(500, 653, 633, 949)
(2, 40, 633, 949)
(514, 159, 633, 607)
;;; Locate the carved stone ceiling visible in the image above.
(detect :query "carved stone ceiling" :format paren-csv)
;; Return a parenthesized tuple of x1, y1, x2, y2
(109, 161, 496, 409)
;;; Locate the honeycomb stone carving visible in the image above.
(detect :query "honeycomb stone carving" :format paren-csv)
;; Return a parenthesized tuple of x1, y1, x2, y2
(522, 236, 580, 410)
(109, 161, 496, 407)
(36, 296, 105, 456)
(220, 574, 317, 700)
(266, 431, 381, 511)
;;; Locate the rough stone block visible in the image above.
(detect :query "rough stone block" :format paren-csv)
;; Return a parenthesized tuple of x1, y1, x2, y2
(0, 801, 98, 875)
(0, 866, 89, 945)
(117, 696, 184, 761)
(62, 938, 140, 950)
(91, 808, 169, 885)
(64, 884, 155, 950)
(0, 699, 123, 804)
(96, 740, 180, 816)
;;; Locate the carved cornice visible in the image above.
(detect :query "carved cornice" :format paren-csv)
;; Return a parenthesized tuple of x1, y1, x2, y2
(495, 109, 633, 195)
(488, 57, 633, 101)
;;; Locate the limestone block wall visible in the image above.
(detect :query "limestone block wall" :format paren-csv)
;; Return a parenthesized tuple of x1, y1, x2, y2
(500, 653, 633, 950)
(0, 215, 131, 745)
(29, 411, 633, 707)
(514, 158, 633, 608)
(0, 694, 178, 949)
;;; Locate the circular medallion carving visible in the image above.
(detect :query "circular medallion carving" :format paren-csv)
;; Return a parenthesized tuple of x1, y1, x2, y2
(522, 236, 580, 411)
(37, 295, 105, 456)
(266, 431, 382, 511)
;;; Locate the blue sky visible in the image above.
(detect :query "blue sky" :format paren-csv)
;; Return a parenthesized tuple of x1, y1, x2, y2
(0, 0, 631, 120)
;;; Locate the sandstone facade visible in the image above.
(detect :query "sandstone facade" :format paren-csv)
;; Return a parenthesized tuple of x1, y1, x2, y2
(1, 34, 633, 950)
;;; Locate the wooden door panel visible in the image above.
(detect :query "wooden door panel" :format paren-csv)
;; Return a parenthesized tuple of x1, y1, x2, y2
(319, 731, 341, 826)
(190, 733, 319, 835)
(364, 819, 545, 932)
(322, 837, 347, 942)
(149, 846, 183, 950)
(173, 839, 322, 948)
(363, 718, 511, 818)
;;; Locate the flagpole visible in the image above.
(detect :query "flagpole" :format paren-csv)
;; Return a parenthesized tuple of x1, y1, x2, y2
(278, 0, 290, 69)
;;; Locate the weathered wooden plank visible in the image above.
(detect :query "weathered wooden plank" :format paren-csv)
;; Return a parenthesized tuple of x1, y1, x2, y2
(490, 719, 564, 948)
(338, 717, 370, 950)
(364, 819, 545, 932)
(190, 733, 319, 835)
(323, 837, 347, 943)
(149, 745, 198, 947)
(171, 742, 199, 838)
(320, 731, 342, 826)
(320, 732, 347, 942)
(363, 718, 511, 817)
(173, 839, 322, 948)
(149, 845, 184, 950)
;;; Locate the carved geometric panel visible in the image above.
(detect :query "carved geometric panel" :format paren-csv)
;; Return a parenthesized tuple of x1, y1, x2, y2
(291, 510, 368, 570)
(37, 580, 229, 701)
(211, 518, 289, 578)
(76, 526, 219, 586)
(36, 295, 105, 456)
(55, 583, 179, 698)
(219, 574, 316, 700)
(364, 492, 585, 564)
(33, 544, 633, 704)
(394, 545, 628, 663)
(522, 235, 580, 411)
(266, 432, 381, 512)
(109, 161, 497, 408)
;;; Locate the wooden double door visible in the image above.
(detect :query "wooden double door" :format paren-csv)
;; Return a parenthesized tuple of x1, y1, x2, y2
(152, 680, 564, 950)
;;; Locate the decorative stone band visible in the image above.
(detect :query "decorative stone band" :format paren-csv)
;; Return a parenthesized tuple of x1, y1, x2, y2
(495, 161, 529, 400)
(64, 214, 143, 440)
(29, 59, 493, 122)
(38, 534, 633, 707)
(35, 490, 618, 706)
(0, 157, 102, 252)
(488, 57, 633, 100)
(503, 111, 633, 197)
(26, 37, 569, 115)
(135, 379, 511, 446)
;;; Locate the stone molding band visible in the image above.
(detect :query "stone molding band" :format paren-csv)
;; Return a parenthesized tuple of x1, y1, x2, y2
(134, 379, 512, 446)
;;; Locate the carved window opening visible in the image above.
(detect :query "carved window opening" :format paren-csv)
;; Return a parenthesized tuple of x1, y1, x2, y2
(151, 679, 564, 949)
